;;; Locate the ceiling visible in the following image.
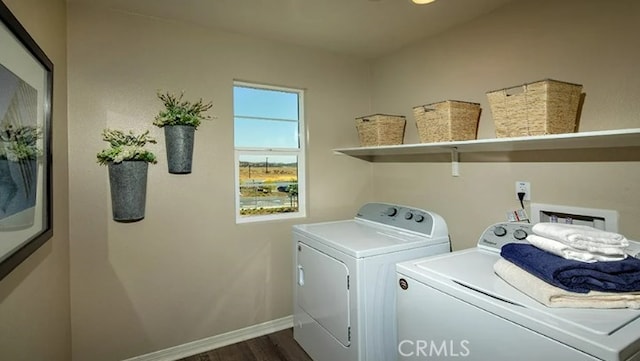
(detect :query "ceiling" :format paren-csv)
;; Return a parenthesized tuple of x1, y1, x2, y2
(68, 0, 516, 59)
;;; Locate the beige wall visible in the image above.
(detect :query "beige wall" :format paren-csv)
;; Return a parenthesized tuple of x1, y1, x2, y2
(370, 0, 640, 250)
(0, 0, 70, 360)
(19, 0, 636, 360)
(67, 3, 372, 360)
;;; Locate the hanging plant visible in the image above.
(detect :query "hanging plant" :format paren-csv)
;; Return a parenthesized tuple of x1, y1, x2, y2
(153, 91, 215, 174)
(96, 129, 157, 165)
(97, 129, 157, 222)
(153, 91, 214, 129)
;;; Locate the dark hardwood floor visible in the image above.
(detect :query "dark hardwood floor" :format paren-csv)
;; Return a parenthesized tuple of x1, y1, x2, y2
(177, 328, 313, 361)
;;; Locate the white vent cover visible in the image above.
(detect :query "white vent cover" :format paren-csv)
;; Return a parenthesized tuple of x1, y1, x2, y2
(530, 203, 618, 232)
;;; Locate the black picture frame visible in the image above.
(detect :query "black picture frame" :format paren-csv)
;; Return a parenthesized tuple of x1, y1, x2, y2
(0, 0, 53, 281)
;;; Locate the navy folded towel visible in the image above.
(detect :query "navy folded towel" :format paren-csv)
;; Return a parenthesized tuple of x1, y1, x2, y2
(500, 243, 640, 294)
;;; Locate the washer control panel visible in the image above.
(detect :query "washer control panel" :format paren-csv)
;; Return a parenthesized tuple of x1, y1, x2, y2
(477, 222, 533, 252)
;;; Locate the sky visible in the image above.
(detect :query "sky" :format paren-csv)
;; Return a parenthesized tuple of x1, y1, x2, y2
(233, 85, 301, 164)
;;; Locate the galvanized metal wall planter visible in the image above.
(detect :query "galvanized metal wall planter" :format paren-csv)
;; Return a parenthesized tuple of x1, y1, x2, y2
(108, 161, 149, 222)
(164, 125, 195, 174)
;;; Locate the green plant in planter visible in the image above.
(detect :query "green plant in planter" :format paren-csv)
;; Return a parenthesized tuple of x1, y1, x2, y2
(97, 129, 157, 222)
(153, 91, 214, 129)
(0, 124, 42, 206)
(153, 91, 214, 174)
(96, 129, 157, 165)
(0, 124, 42, 161)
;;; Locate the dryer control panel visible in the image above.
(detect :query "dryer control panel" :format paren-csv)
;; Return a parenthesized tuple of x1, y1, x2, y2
(477, 222, 533, 253)
(355, 202, 448, 238)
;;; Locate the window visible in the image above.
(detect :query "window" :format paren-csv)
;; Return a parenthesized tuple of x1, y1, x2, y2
(233, 81, 305, 223)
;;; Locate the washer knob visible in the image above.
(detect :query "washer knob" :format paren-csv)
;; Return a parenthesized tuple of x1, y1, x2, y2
(385, 207, 398, 217)
(404, 212, 413, 220)
(513, 229, 528, 240)
(414, 214, 425, 223)
(493, 226, 507, 237)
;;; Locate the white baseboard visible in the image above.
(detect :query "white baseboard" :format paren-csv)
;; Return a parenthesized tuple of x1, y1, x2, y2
(123, 315, 294, 361)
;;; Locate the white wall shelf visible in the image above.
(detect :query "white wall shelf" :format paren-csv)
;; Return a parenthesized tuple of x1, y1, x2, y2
(333, 128, 640, 162)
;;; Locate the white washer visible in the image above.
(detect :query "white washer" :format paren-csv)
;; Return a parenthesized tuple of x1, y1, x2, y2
(293, 202, 450, 361)
(396, 222, 640, 360)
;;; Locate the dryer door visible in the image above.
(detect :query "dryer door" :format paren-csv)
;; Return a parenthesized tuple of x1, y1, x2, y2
(297, 242, 351, 346)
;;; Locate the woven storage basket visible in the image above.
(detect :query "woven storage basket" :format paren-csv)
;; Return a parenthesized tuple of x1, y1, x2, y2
(413, 100, 481, 143)
(486, 79, 583, 138)
(355, 114, 406, 146)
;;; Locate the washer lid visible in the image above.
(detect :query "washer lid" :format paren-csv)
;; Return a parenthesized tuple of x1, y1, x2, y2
(397, 248, 640, 358)
(293, 219, 449, 258)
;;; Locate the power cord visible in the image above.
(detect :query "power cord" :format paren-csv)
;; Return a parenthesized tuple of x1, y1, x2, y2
(517, 192, 530, 223)
(517, 192, 526, 209)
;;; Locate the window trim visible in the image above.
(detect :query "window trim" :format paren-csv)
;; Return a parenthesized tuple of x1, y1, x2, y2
(233, 81, 306, 223)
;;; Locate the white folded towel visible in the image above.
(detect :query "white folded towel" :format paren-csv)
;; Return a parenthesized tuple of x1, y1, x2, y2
(559, 238, 630, 252)
(527, 234, 627, 263)
(494, 258, 640, 309)
(532, 222, 629, 247)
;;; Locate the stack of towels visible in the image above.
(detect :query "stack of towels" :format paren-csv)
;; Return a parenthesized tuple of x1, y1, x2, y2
(494, 222, 640, 309)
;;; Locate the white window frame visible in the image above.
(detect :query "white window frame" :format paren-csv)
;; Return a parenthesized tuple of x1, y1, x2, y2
(233, 81, 306, 224)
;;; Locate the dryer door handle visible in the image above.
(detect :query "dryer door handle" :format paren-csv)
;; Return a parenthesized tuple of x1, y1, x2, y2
(297, 265, 305, 286)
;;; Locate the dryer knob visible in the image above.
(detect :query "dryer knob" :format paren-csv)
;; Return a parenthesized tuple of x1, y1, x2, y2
(493, 226, 507, 237)
(404, 212, 413, 220)
(414, 214, 425, 223)
(385, 207, 398, 216)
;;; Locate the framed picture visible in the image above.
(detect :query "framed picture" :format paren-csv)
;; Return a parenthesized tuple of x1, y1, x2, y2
(0, 1, 53, 281)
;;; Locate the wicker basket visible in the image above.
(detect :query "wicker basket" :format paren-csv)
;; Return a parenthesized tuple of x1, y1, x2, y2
(486, 79, 583, 138)
(413, 100, 481, 143)
(355, 114, 406, 146)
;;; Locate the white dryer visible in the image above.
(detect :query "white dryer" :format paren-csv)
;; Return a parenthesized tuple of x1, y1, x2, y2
(293, 202, 450, 361)
(396, 222, 640, 360)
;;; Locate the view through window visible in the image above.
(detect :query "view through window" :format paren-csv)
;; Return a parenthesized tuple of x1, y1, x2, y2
(233, 81, 305, 222)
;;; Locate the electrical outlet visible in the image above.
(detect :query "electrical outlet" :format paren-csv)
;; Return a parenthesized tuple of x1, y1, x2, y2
(515, 181, 531, 201)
